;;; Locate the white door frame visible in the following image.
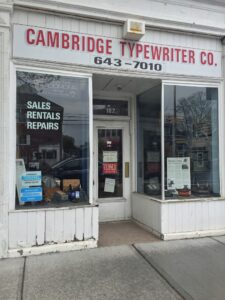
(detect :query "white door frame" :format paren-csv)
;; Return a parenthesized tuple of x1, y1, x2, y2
(93, 120, 131, 221)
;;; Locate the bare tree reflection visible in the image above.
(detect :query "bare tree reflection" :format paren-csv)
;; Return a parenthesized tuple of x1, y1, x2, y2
(175, 91, 212, 153)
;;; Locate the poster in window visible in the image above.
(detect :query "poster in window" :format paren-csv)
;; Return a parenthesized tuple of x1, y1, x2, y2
(104, 178, 116, 193)
(103, 162, 118, 174)
(167, 157, 191, 190)
(20, 171, 43, 202)
(103, 151, 118, 163)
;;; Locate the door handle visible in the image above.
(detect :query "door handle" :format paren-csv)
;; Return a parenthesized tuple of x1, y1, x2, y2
(125, 162, 129, 178)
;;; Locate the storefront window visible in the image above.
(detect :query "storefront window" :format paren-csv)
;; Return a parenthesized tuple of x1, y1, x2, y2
(16, 71, 90, 208)
(164, 85, 219, 198)
(137, 84, 219, 199)
(137, 85, 161, 196)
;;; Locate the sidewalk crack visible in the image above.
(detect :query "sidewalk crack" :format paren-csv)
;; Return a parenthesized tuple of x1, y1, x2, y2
(132, 244, 191, 300)
(210, 236, 225, 246)
(20, 257, 27, 300)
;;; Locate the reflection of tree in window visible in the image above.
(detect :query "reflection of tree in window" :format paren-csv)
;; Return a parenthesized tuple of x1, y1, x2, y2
(63, 135, 79, 157)
(17, 72, 60, 93)
(176, 91, 212, 143)
(165, 90, 213, 156)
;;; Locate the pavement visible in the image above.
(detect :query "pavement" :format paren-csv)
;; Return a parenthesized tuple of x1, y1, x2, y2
(99, 221, 159, 247)
(1, 236, 225, 300)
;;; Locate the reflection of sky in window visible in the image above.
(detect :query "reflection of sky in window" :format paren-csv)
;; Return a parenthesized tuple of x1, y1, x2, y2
(164, 86, 217, 116)
(38, 77, 88, 115)
(177, 86, 204, 100)
(17, 72, 89, 147)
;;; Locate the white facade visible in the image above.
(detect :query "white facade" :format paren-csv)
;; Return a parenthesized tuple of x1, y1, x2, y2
(1, 0, 225, 257)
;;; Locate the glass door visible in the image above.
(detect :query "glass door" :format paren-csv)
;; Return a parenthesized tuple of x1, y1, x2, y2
(98, 128, 123, 198)
(93, 121, 130, 203)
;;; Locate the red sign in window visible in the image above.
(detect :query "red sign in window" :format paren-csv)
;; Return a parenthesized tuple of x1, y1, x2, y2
(102, 162, 118, 174)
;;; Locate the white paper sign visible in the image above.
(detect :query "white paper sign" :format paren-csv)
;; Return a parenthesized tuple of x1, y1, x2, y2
(103, 151, 118, 163)
(104, 178, 116, 193)
(167, 157, 191, 190)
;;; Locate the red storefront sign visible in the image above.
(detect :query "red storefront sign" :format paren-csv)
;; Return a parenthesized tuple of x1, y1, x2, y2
(102, 162, 118, 174)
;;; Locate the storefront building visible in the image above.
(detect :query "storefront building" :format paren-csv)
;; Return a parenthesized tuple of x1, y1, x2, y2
(1, 0, 225, 257)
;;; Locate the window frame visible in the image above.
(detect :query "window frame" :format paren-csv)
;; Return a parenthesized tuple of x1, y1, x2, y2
(11, 64, 93, 210)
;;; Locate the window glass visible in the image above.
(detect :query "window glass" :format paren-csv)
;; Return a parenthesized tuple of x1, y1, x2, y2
(137, 85, 161, 197)
(164, 85, 219, 198)
(16, 71, 89, 208)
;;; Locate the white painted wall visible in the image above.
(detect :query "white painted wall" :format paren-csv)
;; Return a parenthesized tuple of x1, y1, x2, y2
(13, 9, 123, 39)
(98, 201, 129, 222)
(13, 0, 225, 35)
(132, 193, 161, 235)
(8, 205, 98, 249)
(161, 199, 225, 239)
(132, 193, 225, 240)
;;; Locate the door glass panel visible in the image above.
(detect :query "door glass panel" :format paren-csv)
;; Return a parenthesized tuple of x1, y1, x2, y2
(98, 129, 123, 198)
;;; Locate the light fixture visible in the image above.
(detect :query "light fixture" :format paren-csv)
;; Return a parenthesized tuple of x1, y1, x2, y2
(123, 19, 145, 40)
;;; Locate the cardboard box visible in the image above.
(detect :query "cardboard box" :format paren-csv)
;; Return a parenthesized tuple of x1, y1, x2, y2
(63, 179, 80, 192)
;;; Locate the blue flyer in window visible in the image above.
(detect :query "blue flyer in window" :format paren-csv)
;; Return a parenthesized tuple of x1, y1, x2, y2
(20, 187, 42, 202)
(21, 171, 42, 187)
(20, 171, 43, 202)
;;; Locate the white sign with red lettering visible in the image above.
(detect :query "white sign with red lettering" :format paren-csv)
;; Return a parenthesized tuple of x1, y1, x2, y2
(13, 25, 222, 78)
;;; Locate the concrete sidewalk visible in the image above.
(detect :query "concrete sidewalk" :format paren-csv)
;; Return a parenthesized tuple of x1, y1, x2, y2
(136, 236, 225, 300)
(0, 245, 181, 300)
(1, 236, 225, 300)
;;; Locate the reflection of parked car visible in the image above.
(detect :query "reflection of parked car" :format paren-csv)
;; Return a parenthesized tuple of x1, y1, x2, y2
(50, 157, 89, 191)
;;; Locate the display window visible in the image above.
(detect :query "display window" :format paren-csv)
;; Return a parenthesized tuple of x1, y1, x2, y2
(137, 83, 220, 199)
(16, 71, 90, 208)
(137, 85, 161, 196)
(164, 85, 219, 198)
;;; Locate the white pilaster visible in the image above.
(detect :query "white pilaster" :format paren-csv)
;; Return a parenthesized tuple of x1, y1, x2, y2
(0, 3, 12, 257)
